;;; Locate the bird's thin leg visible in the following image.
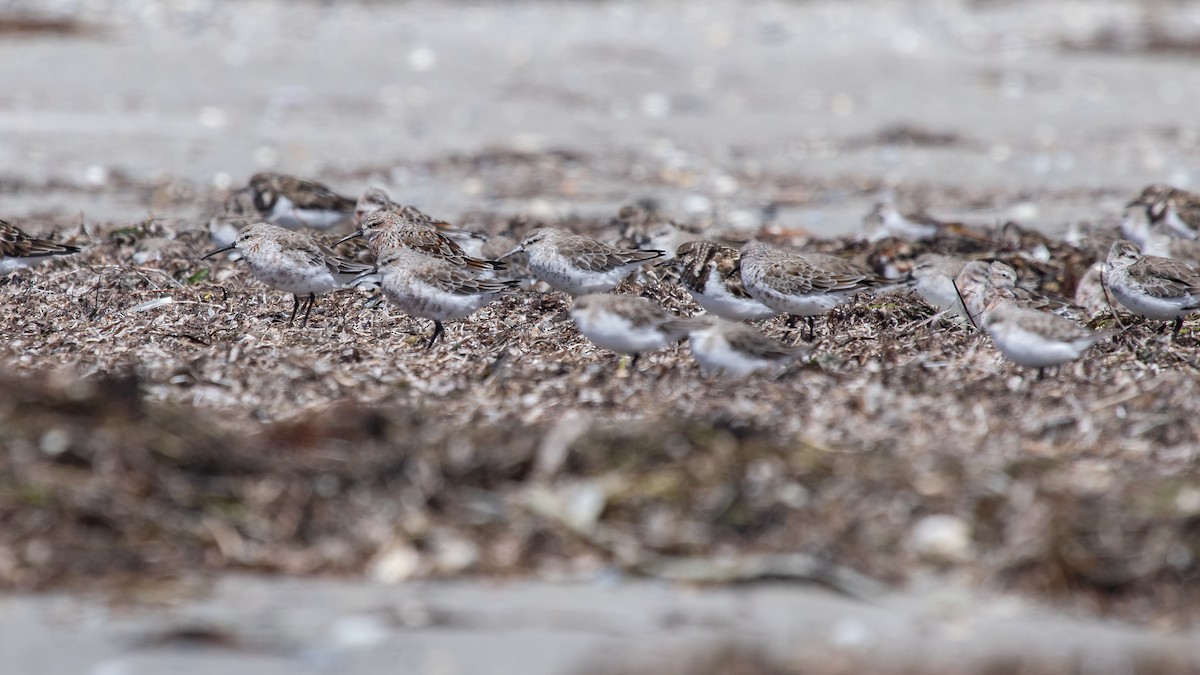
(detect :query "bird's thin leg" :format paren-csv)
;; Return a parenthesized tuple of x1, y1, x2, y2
(426, 320, 444, 350)
(289, 295, 300, 326)
(630, 353, 640, 370)
(806, 316, 815, 342)
(1173, 316, 1184, 340)
(1036, 367, 1046, 382)
(783, 314, 803, 344)
(301, 293, 316, 327)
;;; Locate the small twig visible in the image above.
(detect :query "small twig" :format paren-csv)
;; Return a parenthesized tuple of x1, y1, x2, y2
(951, 278, 981, 332)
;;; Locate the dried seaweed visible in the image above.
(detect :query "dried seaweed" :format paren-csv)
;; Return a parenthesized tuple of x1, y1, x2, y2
(1, 211, 1200, 629)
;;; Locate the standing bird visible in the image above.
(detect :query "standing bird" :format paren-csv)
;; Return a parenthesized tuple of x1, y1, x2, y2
(1105, 239, 1200, 338)
(613, 202, 697, 259)
(664, 240, 778, 321)
(0, 219, 81, 275)
(353, 186, 397, 226)
(337, 207, 505, 271)
(1143, 222, 1200, 265)
(202, 222, 374, 327)
(569, 293, 699, 368)
(237, 172, 356, 231)
(739, 240, 888, 340)
(910, 253, 969, 323)
(862, 203, 944, 242)
(514, 228, 664, 295)
(376, 246, 519, 349)
(953, 260, 997, 330)
(686, 317, 809, 377)
(352, 188, 491, 258)
(982, 297, 1115, 380)
(1125, 184, 1200, 242)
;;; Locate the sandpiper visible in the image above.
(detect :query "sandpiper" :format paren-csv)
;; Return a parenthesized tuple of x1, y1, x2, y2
(339, 208, 504, 272)
(239, 172, 356, 231)
(739, 240, 887, 339)
(569, 293, 699, 367)
(686, 316, 809, 376)
(982, 297, 1115, 380)
(1143, 223, 1200, 265)
(910, 253, 968, 323)
(664, 240, 778, 321)
(377, 246, 519, 348)
(614, 202, 698, 259)
(953, 260, 996, 330)
(1126, 184, 1200, 241)
(202, 221, 374, 327)
(353, 187, 491, 257)
(0, 219, 81, 275)
(514, 228, 664, 295)
(862, 202, 944, 242)
(1105, 239, 1200, 338)
(354, 186, 396, 226)
(952, 260, 1079, 327)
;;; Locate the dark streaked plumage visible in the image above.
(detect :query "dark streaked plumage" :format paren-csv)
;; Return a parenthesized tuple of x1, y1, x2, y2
(667, 240, 777, 321)
(239, 172, 356, 230)
(0, 220, 81, 273)
(1126, 184, 1200, 241)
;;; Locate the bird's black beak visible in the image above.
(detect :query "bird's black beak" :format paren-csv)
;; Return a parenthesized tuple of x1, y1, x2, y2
(1125, 198, 1144, 209)
(333, 230, 364, 247)
(201, 244, 236, 260)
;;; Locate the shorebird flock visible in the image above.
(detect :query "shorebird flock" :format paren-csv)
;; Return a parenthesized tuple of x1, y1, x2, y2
(5, 174, 1200, 379)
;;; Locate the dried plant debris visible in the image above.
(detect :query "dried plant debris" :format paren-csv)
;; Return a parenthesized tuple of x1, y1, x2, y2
(2, 210, 1200, 630)
(581, 644, 1199, 675)
(1061, 21, 1200, 56)
(0, 14, 95, 37)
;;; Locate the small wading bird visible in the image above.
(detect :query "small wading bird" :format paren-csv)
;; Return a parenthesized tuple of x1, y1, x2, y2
(236, 172, 357, 231)
(1125, 184, 1200, 242)
(513, 228, 665, 295)
(0, 219, 81, 275)
(663, 240, 778, 322)
(981, 296, 1116, 380)
(909, 253, 969, 325)
(336, 207, 505, 271)
(202, 221, 375, 327)
(1105, 239, 1200, 339)
(739, 240, 889, 340)
(351, 188, 493, 257)
(569, 293, 701, 368)
(374, 246, 520, 349)
(685, 316, 809, 377)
